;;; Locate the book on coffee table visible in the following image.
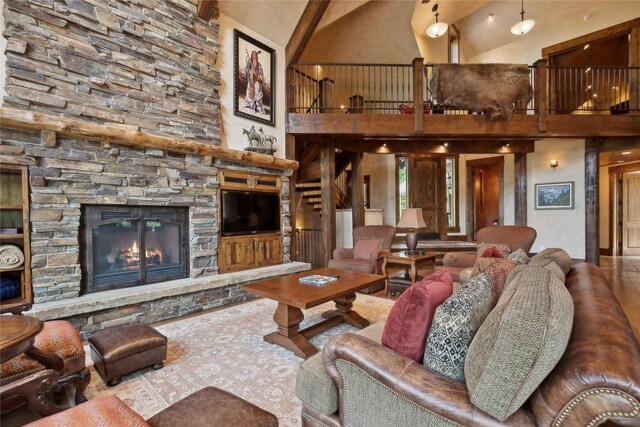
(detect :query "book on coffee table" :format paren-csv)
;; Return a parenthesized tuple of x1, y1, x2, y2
(298, 275, 339, 286)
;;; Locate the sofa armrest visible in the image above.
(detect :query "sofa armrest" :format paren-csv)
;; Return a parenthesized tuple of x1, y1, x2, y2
(322, 333, 535, 426)
(332, 248, 354, 260)
(442, 252, 476, 268)
(369, 249, 392, 263)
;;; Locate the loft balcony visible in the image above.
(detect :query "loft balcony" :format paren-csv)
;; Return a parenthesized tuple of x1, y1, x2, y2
(285, 60, 640, 148)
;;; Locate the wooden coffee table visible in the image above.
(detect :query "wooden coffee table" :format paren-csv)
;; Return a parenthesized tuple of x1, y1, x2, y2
(242, 268, 385, 359)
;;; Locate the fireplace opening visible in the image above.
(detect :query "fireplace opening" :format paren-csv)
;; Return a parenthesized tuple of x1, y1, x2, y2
(82, 206, 189, 293)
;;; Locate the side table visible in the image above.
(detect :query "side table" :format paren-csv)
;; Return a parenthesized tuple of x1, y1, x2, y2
(381, 252, 439, 294)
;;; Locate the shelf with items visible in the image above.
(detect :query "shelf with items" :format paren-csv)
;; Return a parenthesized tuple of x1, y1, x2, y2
(0, 164, 31, 311)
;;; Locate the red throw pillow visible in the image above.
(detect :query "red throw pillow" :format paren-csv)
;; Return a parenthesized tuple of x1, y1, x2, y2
(353, 238, 382, 261)
(481, 246, 505, 259)
(381, 270, 453, 361)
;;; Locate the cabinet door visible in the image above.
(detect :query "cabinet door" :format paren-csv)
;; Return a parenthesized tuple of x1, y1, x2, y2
(255, 235, 282, 266)
(219, 237, 256, 272)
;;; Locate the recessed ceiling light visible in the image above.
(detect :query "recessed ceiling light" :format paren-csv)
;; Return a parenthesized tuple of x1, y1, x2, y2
(583, 44, 590, 50)
(443, 142, 449, 147)
(585, 67, 591, 73)
(593, 94, 597, 98)
(617, 160, 625, 163)
(586, 85, 592, 90)
(487, 13, 494, 22)
(621, 151, 631, 155)
(382, 143, 387, 147)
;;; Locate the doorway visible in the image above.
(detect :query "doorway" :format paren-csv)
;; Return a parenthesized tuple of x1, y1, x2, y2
(466, 157, 504, 241)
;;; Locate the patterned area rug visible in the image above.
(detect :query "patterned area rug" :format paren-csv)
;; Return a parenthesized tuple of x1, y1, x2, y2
(84, 294, 393, 426)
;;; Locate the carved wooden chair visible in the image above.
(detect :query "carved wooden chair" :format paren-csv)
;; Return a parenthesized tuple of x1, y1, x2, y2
(0, 303, 90, 416)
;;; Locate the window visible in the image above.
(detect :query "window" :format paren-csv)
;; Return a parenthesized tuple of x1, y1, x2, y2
(397, 157, 408, 218)
(445, 156, 460, 232)
(448, 25, 460, 64)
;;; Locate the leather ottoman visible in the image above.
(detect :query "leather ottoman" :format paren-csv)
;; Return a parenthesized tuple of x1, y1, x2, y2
(148, 386, 279, 427)
(88, 324, 167, 386)
(386, 273, 424, 295)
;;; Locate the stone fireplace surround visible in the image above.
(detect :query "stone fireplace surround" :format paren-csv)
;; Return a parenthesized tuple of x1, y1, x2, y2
(0, 126, 306, 336)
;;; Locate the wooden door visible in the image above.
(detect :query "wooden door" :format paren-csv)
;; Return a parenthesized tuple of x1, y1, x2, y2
(218, 236, 256, 273)
(408, 157, 444, 238)
(466, 157, 504, 241)
(622, 173, 640, 256)
(255, 234, 283, 266)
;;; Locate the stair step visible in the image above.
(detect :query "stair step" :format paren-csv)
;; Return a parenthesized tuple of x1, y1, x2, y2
(307, 197, 322, 203)
(301, 191, 321, 198)
(296, 182, 321, 189)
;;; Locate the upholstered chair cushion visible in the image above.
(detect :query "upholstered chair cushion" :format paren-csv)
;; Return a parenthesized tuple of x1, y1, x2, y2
(507, 248, 529, 265)
(381, 270, 453, 361)
(423, 271, 493, 381)
(532, 248, 572, 275)
(353, 238, 383, 261)
(23, 396, 150, 427)
(465, 266, 573, 421)
(0, 320, 86, 384)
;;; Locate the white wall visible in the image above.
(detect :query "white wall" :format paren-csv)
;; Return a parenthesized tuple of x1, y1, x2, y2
(218, 14, 286, 158)
(361, 153, 396, 226)
(527, 139, 586, 259)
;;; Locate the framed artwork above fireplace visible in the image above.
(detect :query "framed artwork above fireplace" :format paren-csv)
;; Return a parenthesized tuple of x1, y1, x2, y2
(82, 206, 189, 294)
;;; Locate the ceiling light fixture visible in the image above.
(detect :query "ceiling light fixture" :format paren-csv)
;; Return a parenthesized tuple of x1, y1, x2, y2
(621, 151, 631, 155)
(583, 44, 590, 50)
(510, 0, 535, 35)
(487, 13, 494, 22)
(426, 4, 448, 38)
(585, 67, 591, 73)
(443, 142, 449, 147)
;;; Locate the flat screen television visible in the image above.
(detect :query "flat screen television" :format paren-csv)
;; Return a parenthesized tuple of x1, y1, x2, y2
(221, 190, 281, 236)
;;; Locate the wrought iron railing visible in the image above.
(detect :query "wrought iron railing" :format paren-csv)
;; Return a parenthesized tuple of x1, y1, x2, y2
(290, 61, 640, 115)
(548, 66, 640, 113)
(296, 228, 324, 267)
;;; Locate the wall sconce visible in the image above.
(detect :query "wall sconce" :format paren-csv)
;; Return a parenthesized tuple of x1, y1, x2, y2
(550, 159, 558, 168)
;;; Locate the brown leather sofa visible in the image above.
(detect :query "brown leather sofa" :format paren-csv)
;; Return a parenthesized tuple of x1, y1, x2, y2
(440, 225, 537, 282)
(297, 262, 640, 426)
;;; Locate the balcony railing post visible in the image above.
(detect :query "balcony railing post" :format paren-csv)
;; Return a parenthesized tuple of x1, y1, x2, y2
(287, 67, 295, 113)
(630, 27, 639, 112)
(534, 58, 548, 132)
(412, 57, 424, 132)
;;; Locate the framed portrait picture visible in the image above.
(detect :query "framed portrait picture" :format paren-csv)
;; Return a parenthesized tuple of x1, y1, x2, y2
(535, 181, 574, 210)
(234, 29, 275, 126)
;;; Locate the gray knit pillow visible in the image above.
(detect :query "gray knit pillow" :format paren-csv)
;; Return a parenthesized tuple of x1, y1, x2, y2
(465, 266, 574, 421)
(528, 256, 566, 283)
(506, 248, 529, 265)
(532, 248, 572, 275)
(423, 271, 493, 381)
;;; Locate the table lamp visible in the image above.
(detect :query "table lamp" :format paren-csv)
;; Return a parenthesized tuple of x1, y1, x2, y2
(397, 208, 427, 254)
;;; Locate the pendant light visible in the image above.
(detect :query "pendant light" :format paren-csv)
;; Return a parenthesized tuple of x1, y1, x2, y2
(426, 4, 448, 38)
(511, 0, 535, 35)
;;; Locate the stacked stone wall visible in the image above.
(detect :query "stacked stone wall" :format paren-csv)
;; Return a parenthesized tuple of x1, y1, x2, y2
(3, 0, 220, 142)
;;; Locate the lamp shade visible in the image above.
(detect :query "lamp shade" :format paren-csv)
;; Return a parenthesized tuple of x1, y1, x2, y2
(397, 208, 428, 229)
(510, 19, 535, 35)
(426, 22, 449, 38)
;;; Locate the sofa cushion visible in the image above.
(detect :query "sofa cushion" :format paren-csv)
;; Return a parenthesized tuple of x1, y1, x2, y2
(528, 256, 566, 283)
(327, 259, 375, 274)
(353, 238, 383, 261)
(296, 322, 385, 415)
(465, 266, 574, 421)
(506, 248, 529, 265)
(423, 271, 493, 381)
(381, 270, 453, 361)
(532, 248, 572, 275)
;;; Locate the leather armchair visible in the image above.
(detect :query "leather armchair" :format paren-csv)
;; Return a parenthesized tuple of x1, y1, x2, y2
(0, 303, 90, 416)
(441, 226, 537, 282)
(328, 225, 396, 293)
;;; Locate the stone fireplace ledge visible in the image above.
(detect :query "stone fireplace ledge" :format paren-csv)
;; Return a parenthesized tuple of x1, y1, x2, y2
(27, 262, 311, 321)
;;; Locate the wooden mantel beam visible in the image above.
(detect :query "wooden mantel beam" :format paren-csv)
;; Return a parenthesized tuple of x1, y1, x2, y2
(0, 108, 298, 171)
(197, 0, 218, 21)
(285, 0, 331, 69)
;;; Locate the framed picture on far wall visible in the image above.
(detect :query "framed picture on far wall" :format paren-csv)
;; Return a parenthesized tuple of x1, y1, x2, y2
(534, 181, 575, 210)
(233, 29, 275, 126)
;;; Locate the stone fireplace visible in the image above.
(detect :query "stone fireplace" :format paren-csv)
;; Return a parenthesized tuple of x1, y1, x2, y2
(82, 206, 189, 293)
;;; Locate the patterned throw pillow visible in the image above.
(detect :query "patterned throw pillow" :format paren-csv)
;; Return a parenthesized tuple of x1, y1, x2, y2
(507, 248, 529, 265)
(381, 270, 453, 361)
(465, 266, 574, 421)
(483, 260, 518, 305)
(353, 238, 383, 261)
(423, 271, 493, 381)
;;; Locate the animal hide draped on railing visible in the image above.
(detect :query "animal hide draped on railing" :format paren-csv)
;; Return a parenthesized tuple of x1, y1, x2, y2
(428, 64, 533, 121)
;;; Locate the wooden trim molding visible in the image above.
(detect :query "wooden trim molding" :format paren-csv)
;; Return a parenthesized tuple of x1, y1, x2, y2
(542, 18, 640, 57)
(197, 0, 218, 21)
(0, 107, 298, 171)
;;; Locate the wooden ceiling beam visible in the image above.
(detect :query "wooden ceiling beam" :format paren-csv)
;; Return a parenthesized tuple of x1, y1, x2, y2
(197, 0, 218, 21)
(285, 0, 331, 69)
(332, 140, 535, 155)
(0, 107, 298, 171)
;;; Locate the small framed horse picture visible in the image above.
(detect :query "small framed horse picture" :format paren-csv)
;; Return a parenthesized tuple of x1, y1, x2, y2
(234, 29, 275, 126)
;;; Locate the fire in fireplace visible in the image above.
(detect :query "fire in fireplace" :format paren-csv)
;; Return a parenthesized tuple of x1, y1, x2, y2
(82, 206, 189, 293)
